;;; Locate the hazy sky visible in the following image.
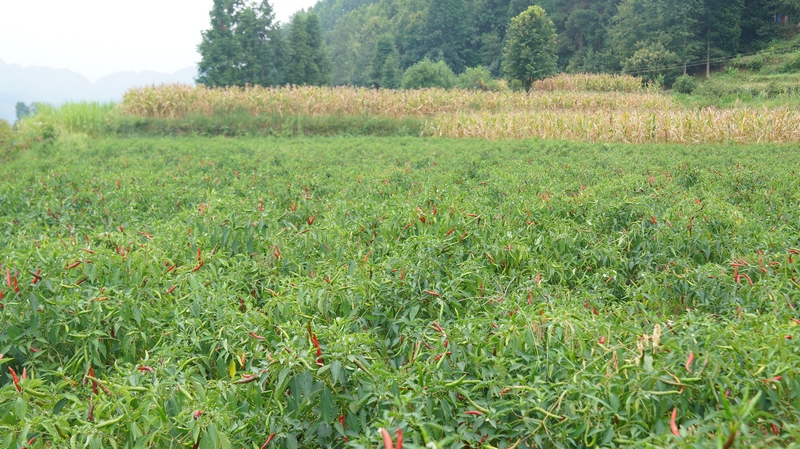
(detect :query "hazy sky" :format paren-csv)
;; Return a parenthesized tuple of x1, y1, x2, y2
(0, 0, 318, 82)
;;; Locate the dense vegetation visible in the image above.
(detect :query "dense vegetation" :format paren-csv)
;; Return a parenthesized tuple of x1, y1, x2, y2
(196, 0, 799, 89)
(2, 135, 799, 448)
(308, 0, 798, 85)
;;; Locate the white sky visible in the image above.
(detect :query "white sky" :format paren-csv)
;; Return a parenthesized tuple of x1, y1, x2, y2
(0, 0, 318, 82)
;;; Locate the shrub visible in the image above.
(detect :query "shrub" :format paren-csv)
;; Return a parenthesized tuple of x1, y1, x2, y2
(672, 74, 698, 94)
(0, 119, 13, 150)
(401, 58, 457, 89)
(623, 42, 682, 85)
(456, 66, 503, 91)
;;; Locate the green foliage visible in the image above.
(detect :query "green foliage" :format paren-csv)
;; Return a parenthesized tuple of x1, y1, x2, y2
(197, 0, 283, 87)
(456, 66, 504, 91)
(422, 0, 471, 73)
(622, 42, 682, 85)
(283, 12, 331, 86)
(2, 136, 800, 447)
(502, 5, 558, 88)
(307, 0, 798, 87)
(14, 102, 35, 122)
(401, 58, 457, 89)
(672, 74, 698, 94)
(379, 53, 403, 89)
(0, 119, 12, 153)
(370, 34, 401, 88)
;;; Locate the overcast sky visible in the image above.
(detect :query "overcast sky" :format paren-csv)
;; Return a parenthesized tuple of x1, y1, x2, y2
(0, 0, 318, 82)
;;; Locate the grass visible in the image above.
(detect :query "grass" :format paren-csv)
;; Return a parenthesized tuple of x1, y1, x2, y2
(1, 136, 799, 448)
(675, 35, 800, 108)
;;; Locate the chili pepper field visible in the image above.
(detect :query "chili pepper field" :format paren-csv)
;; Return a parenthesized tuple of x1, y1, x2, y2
(1, 136, 799, 449)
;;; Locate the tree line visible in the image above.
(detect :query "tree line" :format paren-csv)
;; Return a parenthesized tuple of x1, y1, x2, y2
(198, 0, 799, 89)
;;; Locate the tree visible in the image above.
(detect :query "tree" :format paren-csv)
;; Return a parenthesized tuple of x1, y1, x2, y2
(608, 0, 703, 74)
(380, 53, 403, 88)
(283, 12, 331, 86)
(15, 102, 31, 121)
(197, 0, 283, 87)
(502, 6, 558, 88)
(401, 58, 457, 88)
(370, 34, 401, 87)
(234, 2, 284, 86)
(703, 0, 744, 75)
(422, 0, 470, 73)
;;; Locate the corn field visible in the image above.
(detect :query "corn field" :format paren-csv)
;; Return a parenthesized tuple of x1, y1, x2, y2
(424, 108, 800, 144)
(121, 83, 672, 119)
(117, 75, 800, 144)
(530, 73, 645, 92)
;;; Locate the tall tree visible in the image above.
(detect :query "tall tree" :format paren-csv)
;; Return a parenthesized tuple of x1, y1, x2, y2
(370, 34, 401, 87)
(502, 5, 558, 87)
(422, 0, 470, 73)
(608, 0, 703, 73)
(703, 0, 744, 75)
(197, 0, 283, 87)
(197, 0, 243, 86)
(284, 12, 331, 86)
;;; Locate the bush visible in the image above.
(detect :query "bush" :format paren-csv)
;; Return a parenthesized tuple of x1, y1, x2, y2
(0, 119, 12, 149)
(672, 74, 698, 94)
(401, 59, 457, 89)
(456, 66, 503, 91)
(780, 53, 800, 74)
(623, 42, 682, 85)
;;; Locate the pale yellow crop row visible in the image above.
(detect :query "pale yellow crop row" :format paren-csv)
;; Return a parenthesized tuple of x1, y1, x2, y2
(121, 84, 673, 119)
(530, 73, 645, 92)
(424, 108, 800, 144)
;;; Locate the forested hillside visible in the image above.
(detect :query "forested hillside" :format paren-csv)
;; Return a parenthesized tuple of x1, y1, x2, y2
(309, 0, 798, 86)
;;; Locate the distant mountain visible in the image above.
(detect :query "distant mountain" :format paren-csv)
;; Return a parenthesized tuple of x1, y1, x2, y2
(0, 61, 197, 123)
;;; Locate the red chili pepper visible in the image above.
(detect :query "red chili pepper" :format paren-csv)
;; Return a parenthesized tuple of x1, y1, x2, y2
(13, 276, 18, 293)
(5, 267, 12, 288)
(685, 352, 694, 373)
(598, 336, 606, 345)
(772, 423, 780, 435)
(88, 366, 98, 395)
(260, 433, 276, 449)
(432, 321, 444, 333)
(8, 367, 21, 392)
(792, 318, 800, 325)
(32, 269, 41, 284)
(363, 250, 372, 263)
(464, 410, 484, 415)
(763, 376, 782, 383)
(400, 268, 405, 281)
(379, 428, 393, 449)
(193, 410, 204, 420)
(21, 368, 26, 380)
(137, 366, 154, 374)
(26, 438, 35, 447)
(65, 261, 82, 270)
(445, 228, 455, 237)
(191, 261, 204, 272)
(233, 374, 259, 385)
(425, 290, 440, 297)
(197, 247, 202, 262)
(165, 286, 176, 295)
(307, 215, 316, 226)
(670, 408, 680, 436)
(340, 414, 348, 442)
(249, 332, 265, 340)
(396, 429, 403, 449)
